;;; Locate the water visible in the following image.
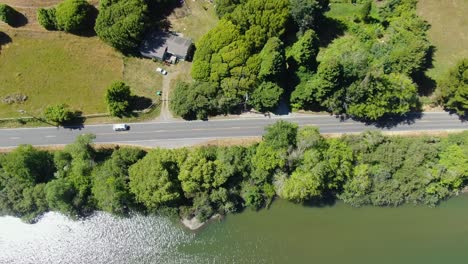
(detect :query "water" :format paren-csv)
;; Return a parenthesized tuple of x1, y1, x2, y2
(2, 196, 468, 264)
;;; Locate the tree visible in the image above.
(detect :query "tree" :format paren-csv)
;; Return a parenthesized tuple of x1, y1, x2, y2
(170, 81, 218, 120)
(52, 134, 96, 214)
(263, 120, 298, 150)
(44, 104, 74, 125)
(214, 0, 240, 18)
(55, 0, 92, 32)
(37, 8, 57, 30)
(0, 4, 17, 26)
(250, 82, 283, 112)
(288, 30, 320, 70)
(178, 147, 228, 196)
(258, 37, 285, 81)
(95, 0, 148, 53)
(1, 145, 54, 184)
(92, 148, 144, 214)
(105, 81, 132, 117)
(360, 1, 372, 23)
(289, 0, 329, 33)
(45, 178, 76, 215)
(128, 149, 182, 210)
(438, 58, 468, 116)
(347, 72, 418, 120)
(281, 149, 327, 202)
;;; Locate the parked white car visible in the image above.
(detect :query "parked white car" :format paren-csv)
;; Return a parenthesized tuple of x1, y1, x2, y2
(156, 67, 168, 75)
(113, 124, 129, 131)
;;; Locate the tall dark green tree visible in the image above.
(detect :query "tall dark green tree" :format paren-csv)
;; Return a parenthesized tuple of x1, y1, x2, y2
(95, 0, 148, 53)
(438, 58, 468, 116)
(105, 81, 132, 117)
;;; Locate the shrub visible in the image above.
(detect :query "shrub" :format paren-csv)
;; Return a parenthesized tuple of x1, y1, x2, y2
(44, 104, 75, 124)
(55, 0, 92, 32)
(37, 7, 58, 30)
(105, 81, 132, 117)
(0, 4, 16, 26)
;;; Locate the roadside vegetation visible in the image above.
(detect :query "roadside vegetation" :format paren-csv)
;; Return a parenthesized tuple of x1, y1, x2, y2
(0, 121, 466, 223)
(169, 0, 467, 120)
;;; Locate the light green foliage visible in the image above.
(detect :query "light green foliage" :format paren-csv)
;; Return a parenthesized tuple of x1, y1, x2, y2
(55, 0, 92, 32)
(338, 164, 372, 206)
(95, 0, 148, 53)
(296, 126, 326, 152)
(359, 0, 372, 23)
(282, 149, 327, 202)
(438, 59, 468, 116)
(92, 148, 145, 214)
(44, 104, 74, 125)
(190, 0, 289, 115)
(129, 149, 183, 210)
(178, 147, 228, 196)
(436, 145, 468, 189)
(258, 37, 285, 81)
(251, 143, 286, 182)
(290, 0, 329, 32)
(324, 138, 353, 189)
(105, 81, 132, 117)
(250, 82, 283, 112)
(37, 8, 57, 30)
(291, 0, 430, 119)
(347, 72, 418, 120)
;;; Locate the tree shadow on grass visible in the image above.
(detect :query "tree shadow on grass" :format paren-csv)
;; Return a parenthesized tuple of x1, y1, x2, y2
(0, 31, 12, 47)
(413, 45, 437, 96)
(131, 95, 153, 111)
(316, 17, 347, 47)
(8, 9, 28, 28)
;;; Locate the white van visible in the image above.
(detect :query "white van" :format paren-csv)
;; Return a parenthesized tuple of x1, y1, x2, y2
(113, 124, 129, 131)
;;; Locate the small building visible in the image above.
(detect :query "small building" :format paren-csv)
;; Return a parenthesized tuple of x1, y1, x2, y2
(140, 31, 193, 62)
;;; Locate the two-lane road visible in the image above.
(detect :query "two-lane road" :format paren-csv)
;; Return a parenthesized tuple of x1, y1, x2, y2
(0, 112, 466, 148)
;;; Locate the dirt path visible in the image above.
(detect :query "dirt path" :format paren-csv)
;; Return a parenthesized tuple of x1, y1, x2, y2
(156, 70, 177, 121)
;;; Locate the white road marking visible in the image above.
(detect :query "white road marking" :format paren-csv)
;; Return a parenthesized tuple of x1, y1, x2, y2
(45, 135, 56, 138)
(10, 137, 20, 140)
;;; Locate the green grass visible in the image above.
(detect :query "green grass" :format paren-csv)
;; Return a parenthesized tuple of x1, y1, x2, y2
(0, 31, 123, 118)
(123, 57, 163, 101)
(417, 0, 468, 81)
(326, 3, 363, 21)
(168, 0, 219, 42)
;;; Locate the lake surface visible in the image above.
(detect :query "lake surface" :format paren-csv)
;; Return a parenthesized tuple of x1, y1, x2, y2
(2, 196, 468, 264)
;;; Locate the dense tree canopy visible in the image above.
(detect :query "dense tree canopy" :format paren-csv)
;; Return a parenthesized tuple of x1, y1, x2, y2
(438, 58, 468, 116)
(289, 0, 329, 33)
(55, 0, 92, 32)
(1, 122, 467, 224)
(95, 0, 148, 53)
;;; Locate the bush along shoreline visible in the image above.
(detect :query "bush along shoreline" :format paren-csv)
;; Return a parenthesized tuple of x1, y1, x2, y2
(0, 121, 467, 228)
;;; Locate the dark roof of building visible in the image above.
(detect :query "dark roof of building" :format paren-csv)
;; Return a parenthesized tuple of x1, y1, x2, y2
(140, 31, 192, 59)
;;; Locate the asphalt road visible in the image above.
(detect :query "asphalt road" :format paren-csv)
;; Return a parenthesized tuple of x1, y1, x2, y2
(0, 112, 466, 148)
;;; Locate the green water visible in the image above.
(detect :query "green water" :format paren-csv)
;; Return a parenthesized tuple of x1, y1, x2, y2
(180, 196, 468, 263)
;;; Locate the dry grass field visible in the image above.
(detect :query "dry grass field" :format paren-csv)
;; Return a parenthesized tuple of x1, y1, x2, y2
(417, 0, 468, 81)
